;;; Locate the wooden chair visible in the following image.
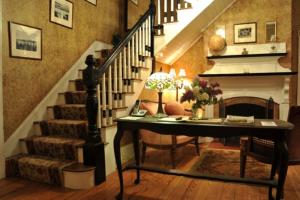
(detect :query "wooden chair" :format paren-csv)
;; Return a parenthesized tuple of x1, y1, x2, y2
(139, 100, 199, 168)
(240, 105, 300, 178)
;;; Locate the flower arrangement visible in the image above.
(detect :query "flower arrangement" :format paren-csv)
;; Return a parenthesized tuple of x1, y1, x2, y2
(180, 77, 222, 112)
(145, 72, 174, 92)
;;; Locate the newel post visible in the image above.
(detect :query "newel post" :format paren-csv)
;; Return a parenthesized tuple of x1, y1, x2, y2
(82, 55, 106, 185)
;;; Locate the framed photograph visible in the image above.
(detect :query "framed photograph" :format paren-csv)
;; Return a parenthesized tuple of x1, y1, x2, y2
(130, 0, 138, 5)
(8, 21, 42, 60)
(266, 21, 276, 42)
(50, 0, 73, 29)
(234, 22, 257, 44)
(85, 0, 97, 6)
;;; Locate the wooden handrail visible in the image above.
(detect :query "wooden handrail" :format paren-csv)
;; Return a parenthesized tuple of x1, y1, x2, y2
(98, 2, 156, 76)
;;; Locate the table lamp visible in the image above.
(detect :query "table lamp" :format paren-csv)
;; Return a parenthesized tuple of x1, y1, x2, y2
(145, 71, 174, 118)
(169, 68, 186, 101)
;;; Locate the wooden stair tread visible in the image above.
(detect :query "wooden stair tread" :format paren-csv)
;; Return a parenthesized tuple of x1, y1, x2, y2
(56, 104, 85, 108)
(46, 119, 87, 125)
(63, 163, 95, 172)
(24, 135, 85, 146)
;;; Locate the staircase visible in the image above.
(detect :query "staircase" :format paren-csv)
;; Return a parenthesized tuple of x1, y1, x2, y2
(5, 0, 218, 188)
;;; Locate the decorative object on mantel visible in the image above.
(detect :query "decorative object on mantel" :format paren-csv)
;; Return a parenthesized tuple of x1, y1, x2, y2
(242, 48, 248, 55)
(145, 70, 174, 118)
(234, 22, 256, 44)
(265, 21, 276, 43)
(208, 34, 226, 55)
(180, 78, 222, 120)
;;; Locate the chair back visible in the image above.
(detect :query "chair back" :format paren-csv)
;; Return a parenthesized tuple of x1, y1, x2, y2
(287, 106, 300, 165)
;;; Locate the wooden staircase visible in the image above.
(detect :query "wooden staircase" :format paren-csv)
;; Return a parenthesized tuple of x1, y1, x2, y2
(5, 0, 195, 189)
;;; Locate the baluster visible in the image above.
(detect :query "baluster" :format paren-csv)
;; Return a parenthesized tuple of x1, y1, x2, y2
(108, 65, 113, 125)
(161, 0, 165, 24)
(122, 49, 127, 93)
(118, 53, 123, 94)
(148, 17, 151, 57)
(172, 0, 177, 22)
(167, 0, 172, 22)
(127, 41, 131, 79)
(113, 59, 118, 109)
(138, 28, 143, 68)
(135, 33, 139, 70)
(101, 73, 107, 127)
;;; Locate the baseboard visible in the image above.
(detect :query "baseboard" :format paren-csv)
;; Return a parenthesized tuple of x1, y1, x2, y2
(4, 41, 112, 158)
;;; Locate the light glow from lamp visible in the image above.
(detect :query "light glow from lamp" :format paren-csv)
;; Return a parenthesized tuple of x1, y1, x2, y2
(216, 25, 226, 38)
(178, 69, 186, 78)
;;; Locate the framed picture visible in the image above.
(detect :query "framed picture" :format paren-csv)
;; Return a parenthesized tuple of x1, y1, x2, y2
(8, 21, 42, 60)
(85, 0, 97, 6)
(130, 0, 138, 5)
(50, 0, 73, 29)
(234, 22, 257, 44)
(265, 21, 276, 42)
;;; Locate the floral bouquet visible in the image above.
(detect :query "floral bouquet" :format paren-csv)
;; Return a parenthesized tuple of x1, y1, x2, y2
(180, 77, 222, 118)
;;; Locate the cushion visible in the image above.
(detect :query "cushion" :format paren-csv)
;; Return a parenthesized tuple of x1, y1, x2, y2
(140, 102, 158, 116)
(164, 101, 185, 115)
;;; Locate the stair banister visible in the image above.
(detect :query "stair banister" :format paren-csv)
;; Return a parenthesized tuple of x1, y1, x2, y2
(82, 1, 156, 185)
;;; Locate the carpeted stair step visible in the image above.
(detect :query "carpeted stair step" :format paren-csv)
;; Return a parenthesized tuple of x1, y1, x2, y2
(39, 119, 87, 139)
(64, 91, 86, 104)
(6, 154, 75, 186)
(53, 104, 87, 120)
(24, 135, 85, 160)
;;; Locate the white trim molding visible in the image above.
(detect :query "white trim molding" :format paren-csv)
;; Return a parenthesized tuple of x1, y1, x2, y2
(0, 0, 5, 179)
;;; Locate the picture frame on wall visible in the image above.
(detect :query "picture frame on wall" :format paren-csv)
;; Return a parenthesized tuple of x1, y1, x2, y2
(234, 22, 257, 44)
(50, 0, 73, 29)
(265, 21, 277, 42)
(8, 21, 42, 60)
(130, 0, 138, 5)
(85, 0, 97, 6)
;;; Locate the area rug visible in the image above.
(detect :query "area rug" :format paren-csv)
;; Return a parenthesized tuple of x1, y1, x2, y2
(190, 149, 271, 180)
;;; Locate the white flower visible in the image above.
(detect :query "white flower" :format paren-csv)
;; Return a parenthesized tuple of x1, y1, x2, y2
(202, 92, 209, 101)
(193, 86, 200, 95)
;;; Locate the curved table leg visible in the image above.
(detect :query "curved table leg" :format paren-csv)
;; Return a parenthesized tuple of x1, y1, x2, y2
(114, 127, 124, 200)
(269, 141, 278, 200)
(133, 130, 140, 184)
(275, 140, 289, 200)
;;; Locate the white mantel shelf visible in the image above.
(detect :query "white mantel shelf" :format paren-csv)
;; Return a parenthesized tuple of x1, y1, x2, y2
(206, 52, 287, 59)
(199, 71, 297, 77)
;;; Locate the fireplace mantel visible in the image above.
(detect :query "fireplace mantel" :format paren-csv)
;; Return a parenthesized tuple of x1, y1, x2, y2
(202, 43, 291, 121)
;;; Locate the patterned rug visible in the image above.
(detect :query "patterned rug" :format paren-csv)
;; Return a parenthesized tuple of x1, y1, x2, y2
(190, 149, 271, 180)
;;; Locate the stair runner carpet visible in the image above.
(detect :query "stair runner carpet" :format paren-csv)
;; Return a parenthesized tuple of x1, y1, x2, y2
(5, 70, 90, 186)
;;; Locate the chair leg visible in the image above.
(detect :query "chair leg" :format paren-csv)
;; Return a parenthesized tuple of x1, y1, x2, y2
(170, 148, 176, 169)
(240, 151, 247, 178)
(141, 143, 147, 164)
(194, 136, 200, 155)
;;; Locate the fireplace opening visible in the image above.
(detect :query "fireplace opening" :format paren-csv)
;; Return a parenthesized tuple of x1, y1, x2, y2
(215, 96, 279, 146)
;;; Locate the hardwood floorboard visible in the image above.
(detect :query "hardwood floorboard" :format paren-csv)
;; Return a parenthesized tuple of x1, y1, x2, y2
(1, 145, 300, 200)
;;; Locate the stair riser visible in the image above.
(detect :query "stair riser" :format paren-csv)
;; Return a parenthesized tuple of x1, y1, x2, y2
(65, 92, 86, 104)
(39, 121, 88, 139)
(63, 170, 95, 189)
(53, 106, 87, 120)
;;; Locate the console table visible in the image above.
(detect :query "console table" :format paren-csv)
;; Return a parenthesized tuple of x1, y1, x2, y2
(113, 117, 294, 200)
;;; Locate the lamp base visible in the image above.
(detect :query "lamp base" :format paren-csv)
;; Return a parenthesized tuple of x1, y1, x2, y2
(153, 113, 168, 118)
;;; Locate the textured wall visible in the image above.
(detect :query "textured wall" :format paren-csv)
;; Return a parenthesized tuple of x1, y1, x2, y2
(172, 0, 292, 76)
(2, 0, 121, 141)
(127, 0, 150, 29)
(292, 0, 300, 105)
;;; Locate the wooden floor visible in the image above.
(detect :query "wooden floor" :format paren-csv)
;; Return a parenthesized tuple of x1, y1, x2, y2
(1, 144, 300, 200)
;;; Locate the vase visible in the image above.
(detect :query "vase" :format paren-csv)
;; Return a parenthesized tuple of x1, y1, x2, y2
(191, 107, 205, 120)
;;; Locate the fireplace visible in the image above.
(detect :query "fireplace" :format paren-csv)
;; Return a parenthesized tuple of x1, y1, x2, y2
(214, 96, 279, 145)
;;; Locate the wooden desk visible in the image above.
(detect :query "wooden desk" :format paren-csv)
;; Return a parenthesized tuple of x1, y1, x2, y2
(114, 117, 294, 200)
